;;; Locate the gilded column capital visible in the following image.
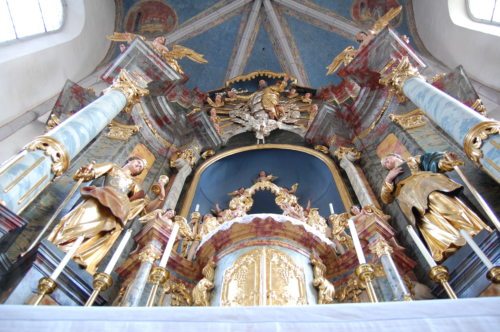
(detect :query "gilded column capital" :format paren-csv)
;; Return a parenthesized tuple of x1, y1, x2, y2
(379, 56, 422, 103)
(107, 70, 149, 113)
(25, 136, 70, 177)
(370, 239, 393, 258)
(389, 109, 426, 129)
(334, 146, 361, 162)
(138, 244, 161, 263)
(170, 149, 197, 169)
(463, 120, 500, 164)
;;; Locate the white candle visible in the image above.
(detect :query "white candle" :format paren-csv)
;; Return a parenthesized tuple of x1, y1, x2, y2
(50, 235, 85, 280)
(407, 225, 437, 268)
(460, 229, 493, 269)
(103, 229, 132, 275)
(158, 222, 180, 268)
(195, 204, 200, 212)
(347, 218, 366, 264)
(329, 203, 335, 215)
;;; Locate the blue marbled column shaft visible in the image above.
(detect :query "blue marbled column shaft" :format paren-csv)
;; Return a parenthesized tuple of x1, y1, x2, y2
(379, 254, 410, 301)
(0, 150, 52, 213)
(0, 90, 127, 214)
(403, 77, 499, 182)
(47, 90, 127, 159)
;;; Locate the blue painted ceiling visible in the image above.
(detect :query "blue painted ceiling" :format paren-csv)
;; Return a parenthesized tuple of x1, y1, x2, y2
(117, 0, 414, 92)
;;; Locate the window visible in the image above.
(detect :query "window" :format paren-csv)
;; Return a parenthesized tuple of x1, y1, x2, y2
(467, 0, 500, 25)
(0, 0, 64, 43)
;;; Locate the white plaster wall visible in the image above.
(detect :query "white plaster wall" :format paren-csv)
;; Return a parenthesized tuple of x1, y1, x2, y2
(0, 0, 115, 161)
(413, 0, 500, 91)
(0, 0, 115, 125)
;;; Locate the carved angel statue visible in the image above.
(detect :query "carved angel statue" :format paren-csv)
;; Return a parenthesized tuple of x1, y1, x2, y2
(256, 170, 278, 183)
(107, 32, 207, 74)
(192, 259, 216, 306)
(311, 254, 335, 304)
(325, 6, 402, 76)
(326, 46, 357, 76)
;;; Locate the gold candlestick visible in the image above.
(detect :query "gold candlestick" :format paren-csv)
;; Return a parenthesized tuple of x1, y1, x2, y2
(355, 263, 379, 303)
(84, 272, 113, 307)
(487, 266, 500, 284)
(428, 265, 457, 299)
(146, 266, 170, 307)
(32, 277, 57, 306)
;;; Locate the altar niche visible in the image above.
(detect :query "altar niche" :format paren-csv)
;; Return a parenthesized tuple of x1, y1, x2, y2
(181, 144, 353, 218)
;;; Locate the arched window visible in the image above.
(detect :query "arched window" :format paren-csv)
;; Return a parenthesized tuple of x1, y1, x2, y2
(467, 0, 500, 25)
(0, 0, 64, 43)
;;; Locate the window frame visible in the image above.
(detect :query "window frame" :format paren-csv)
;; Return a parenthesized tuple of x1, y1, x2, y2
(0, 0, 66, 45)
(465, 0, 500, 26)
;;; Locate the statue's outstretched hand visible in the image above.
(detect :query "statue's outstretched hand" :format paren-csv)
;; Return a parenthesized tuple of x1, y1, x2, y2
(73, 161, 96, 181)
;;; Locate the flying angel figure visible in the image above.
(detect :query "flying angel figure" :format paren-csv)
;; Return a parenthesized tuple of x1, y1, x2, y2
(107, 32, 208, 74)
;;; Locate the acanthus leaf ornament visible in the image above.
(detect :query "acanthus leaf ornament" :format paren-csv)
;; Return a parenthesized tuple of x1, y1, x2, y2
(389, 109, 427, 129)
(463, 120, 500, 164)
(25, 136, 70, 177)
(106, 69, 149, 113)
(379, 56, 421, 103)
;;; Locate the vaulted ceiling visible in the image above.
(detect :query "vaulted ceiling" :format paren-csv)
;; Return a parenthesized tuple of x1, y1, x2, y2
(112, 0, 416, 92)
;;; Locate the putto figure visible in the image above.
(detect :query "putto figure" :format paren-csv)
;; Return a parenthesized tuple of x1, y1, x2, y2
(380, 151, 492, 261)
(48, 157, 162, 273)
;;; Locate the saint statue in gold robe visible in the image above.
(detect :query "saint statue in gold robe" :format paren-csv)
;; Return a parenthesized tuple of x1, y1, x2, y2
(48, 157, 161, 273)
(380, 152, 492, 261)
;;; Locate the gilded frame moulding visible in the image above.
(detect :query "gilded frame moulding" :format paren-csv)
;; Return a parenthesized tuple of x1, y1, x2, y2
(180, 144, 354, 217)
(224, 70, 298, 87)
(389, 109, 427, 130)
(463, 120, 500, 164)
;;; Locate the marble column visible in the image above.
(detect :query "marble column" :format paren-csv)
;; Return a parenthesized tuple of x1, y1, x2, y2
(333, 147, 381, 208)
(162, 148, 199, 211)
(120, 243, 160, 307)
(371, 239, 412, 301)
(380, 57, 499, 183)
(0, 70, 149, 213)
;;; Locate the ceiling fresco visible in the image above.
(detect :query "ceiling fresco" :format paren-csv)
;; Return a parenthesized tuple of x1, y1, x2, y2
(112, 0, 416, 92)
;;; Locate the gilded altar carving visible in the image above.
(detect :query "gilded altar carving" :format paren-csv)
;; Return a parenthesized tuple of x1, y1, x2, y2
(169, 149, 197, 168)
(163, 279, 193, 306)
(379, 56, 421, 103)
(106, 121, 140, 141)
(192, 259, 216, 306)
(221, 248, 307, 306)
(313, 145, 329, 155)
(310, 254, 335, 304)
(335, 275, 365, 303)
(45, 114, 61, 131)
(389, 109, 426, 129)
(201, 149, 215, 160)
(25, 136, 70, 177)
(334, 146, 361, 161)
(329, 213, 354, 250)
(326, 46, 357, 76)
(371, 239, 394, 258)
(463, 120, 499, 164)
(470, 99, 487, 115)
(106, 69, 149, 113)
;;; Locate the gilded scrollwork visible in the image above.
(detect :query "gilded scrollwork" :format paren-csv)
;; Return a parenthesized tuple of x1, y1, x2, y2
(470, 99, 487, 115)
(169, 149, 197, 168)
(192, 258, 216, 306)
(379, 56, 421, 103)
(106, 120, 140, 141)
(329, 213, 354, 250)
(335, 275, 365, 303)
(25, 136, 70, 177)
(45, 114, 61, 131)
(389, 109, 426, 129)
(310, 254, 335, 304)
(313, 145, 330, 155)
(163, 279, 193, 306)
(463, 120, 499, 164)
(370, 239, 394, 258)
(334, 146, 361, 162)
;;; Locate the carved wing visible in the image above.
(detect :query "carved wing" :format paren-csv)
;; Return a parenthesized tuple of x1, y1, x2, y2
(166, 45, 208, 63)
(177, 216, 194, 239)
(106, 32, 145, 43)
(326, 46, 357, 75)
(370, 6, 402, 34)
